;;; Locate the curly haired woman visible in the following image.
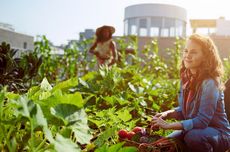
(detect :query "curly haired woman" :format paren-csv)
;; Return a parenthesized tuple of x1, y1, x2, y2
(152, 34, 230, 152)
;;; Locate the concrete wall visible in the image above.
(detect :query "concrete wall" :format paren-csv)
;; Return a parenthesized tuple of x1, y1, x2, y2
(137, 36, 230, 60)
(216, 18, 230, 36)
(0, 28, 34, 51)
(210, 36, 230, 59)
(125, 3, 187, 21)
(137, 37, 180, 60)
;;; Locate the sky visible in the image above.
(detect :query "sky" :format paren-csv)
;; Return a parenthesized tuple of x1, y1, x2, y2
(0, 0, 230, 45)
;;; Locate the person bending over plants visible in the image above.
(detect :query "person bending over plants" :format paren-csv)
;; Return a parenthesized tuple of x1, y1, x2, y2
(151, 33, 230, 152)
(89, 25, 118, 66)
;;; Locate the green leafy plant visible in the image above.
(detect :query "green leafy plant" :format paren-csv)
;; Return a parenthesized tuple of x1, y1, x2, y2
(0, 36, 191, 151)
(0, 42, 42, 93)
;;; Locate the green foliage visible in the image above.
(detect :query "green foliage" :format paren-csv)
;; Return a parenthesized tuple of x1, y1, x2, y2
(140, 39, 168, 78)
(1, 36, 186, 151)
(0, 78, 92, 151)
(34, 35, 96, 83)
(95, 142, 137, 152)
(0, 42, 42, 93)
(167, 37, 185, 79)
(34, 35, 57, 82)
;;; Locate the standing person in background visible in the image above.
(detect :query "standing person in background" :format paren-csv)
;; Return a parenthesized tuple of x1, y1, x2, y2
(151, 33, 230, 152)
(89, 25, 117, 67)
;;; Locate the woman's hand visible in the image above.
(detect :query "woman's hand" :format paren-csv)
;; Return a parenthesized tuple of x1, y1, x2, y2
(151, 116, 183, 130)
(154, 109, 177, 119)
(151, 116, 170, 130)
(154, 111, 169, 119)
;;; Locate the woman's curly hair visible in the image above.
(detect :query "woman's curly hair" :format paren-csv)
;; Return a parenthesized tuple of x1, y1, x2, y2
(181, 33, 224, 88)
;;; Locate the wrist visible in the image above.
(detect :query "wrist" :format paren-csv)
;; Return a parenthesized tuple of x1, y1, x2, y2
(165, 109, 175, 119)
(165, 123, 172, 129)
(166, 122, 183, 130)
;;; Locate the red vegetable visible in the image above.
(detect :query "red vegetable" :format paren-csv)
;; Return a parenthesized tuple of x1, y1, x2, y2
(127, 131, 136, 140)
(132, 127, 143, 133)
(118, 129, 128, 139)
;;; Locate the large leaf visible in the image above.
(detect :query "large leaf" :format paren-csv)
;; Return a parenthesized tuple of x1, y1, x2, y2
(27, 86, 40, 99)
(94, 126, 117, 147)
(106, 142, 137, 152)
(51, 104, 92, 144)
(116, 109, 132, 122)
(32, 104, 48, 128)
(32, 104, 55, 143)
(14, 96, 35, 118)
(38, 89, 84, 108)
(40, 77, 52, 91)
(5, 92, 20, 100)
(54, 133, 80, 152)
(50, 104, 79, 125)
(52, 77, 78, 92)
(59, 92, 84, 108)
(51, 91, 84, 108)
(108, 142, 124, 152)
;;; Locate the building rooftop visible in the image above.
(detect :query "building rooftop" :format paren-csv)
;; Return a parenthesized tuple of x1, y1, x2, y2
(0, 22, 15, 31)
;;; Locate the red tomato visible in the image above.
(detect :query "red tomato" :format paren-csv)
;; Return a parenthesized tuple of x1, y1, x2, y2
(127, 131, 136, 140)
(118, 129, 128, 139)
(132, 127, 143, 133)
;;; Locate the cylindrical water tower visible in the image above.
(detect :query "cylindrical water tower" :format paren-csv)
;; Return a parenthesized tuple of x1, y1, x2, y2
(124, 3, 187, 37)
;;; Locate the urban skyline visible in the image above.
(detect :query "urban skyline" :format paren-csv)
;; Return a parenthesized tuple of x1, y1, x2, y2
(0, 0, 230, 45)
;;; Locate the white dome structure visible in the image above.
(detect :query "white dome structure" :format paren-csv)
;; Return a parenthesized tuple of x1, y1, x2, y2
(124, 3, 187, 37)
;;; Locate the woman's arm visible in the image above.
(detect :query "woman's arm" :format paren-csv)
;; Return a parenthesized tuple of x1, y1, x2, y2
(152, 117, 183, 130)
(181, 79, 219, 131)
(155, 109, 178, 119)
(152, 80, 219, 131)
(152, 110, 184, 130)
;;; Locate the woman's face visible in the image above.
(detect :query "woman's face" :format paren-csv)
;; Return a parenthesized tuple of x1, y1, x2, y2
(183, 39, 205, 73)
(101, 28, 110, 39)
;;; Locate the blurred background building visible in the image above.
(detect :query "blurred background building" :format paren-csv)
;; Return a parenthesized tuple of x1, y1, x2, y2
(0, 22, 34, 57)
(124, 3, 187, 37)
(123, 3, 187, 58)
(190, 17, 230, 58)
(1, 3, 230, 59)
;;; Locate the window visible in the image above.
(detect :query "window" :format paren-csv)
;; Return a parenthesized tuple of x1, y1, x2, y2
(150, 27, 159, 37)
(131, 25, 137, 35)
(169, 27, 175, 37)
(164, 18, 175, 28)
(23, 42, 27, 49)
(150, 17, 162, 37)
(140, 28, 147, 36)
(139, 19, 147, 36)
(164, 18, 175, 37)
(175, 20, 184, 37)
(161, 28, 169, 37)
(128, 18, 137, 35)
(139, 19, 147, 28)
(151, 17, 162, 27)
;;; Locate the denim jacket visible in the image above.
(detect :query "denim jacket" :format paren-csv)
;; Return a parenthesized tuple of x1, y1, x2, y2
(175, 79, 230, 135)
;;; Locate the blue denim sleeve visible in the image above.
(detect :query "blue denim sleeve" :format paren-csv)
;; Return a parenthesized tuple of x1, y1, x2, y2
(182, 79, 219, 131)
(174, 82, 184, 120)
